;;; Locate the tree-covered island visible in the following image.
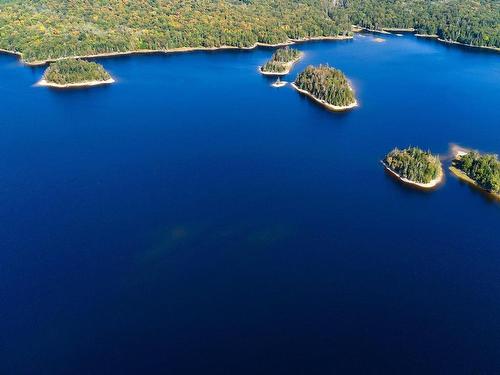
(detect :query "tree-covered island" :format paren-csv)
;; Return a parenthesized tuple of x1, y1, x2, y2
(260, 47, 303, 75)
(383, 147, 443, 188)
(38, 59, 114, 88)
(450, 150, 500, 198)
(292, 65, 357, 111)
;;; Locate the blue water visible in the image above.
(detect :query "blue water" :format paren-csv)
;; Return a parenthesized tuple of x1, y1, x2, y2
(0, 33, 499, 374)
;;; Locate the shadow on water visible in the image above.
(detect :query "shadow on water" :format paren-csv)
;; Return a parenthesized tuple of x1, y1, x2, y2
(452, 175, 500, 205)
(139, 221, 293, 265)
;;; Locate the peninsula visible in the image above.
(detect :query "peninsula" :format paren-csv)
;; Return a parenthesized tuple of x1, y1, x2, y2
(383, 147, 443, 189)
(38, 59, 114, 88)
(450, 150, 500, 198)
(292, 65, 357, 111)
(260, 47, 303, 76)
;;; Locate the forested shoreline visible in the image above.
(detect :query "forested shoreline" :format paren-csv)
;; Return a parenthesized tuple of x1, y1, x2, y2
(451, 151, 500, 196)
(0, 0, 349, 64)
(345, 0, 499, 49)
(0, 0, 497, 65)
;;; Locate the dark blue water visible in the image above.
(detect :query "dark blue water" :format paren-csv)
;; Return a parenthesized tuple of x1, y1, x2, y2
(1, 33, 499, 374)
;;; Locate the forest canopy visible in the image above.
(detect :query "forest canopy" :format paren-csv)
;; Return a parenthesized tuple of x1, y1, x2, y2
(294, 65, 356, 107)
(384, 147, 442, 184)
(0, 0, 497, 64)
(343, 0, 500, 48)
(0, 0, 349, 63)
(43, 59, 111, 85)
(261, 47, 302, 73)
(455, 151, 500, 194)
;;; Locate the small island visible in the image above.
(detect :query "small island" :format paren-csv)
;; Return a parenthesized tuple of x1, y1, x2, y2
(260, 47, 303, 76)
(292, 65, 357, 111)
(38, 59, 114, 88)
(271, 78, 287, 88)
(383, 147, 443, 188)
(450, 150, 500, 198)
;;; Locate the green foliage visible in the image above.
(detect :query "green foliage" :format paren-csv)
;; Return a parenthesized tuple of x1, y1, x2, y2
(261, 46, 301, 72)
(271, 46, 302, 62)
(343, 0, 500, 48)
(262, 61, 287, 72)
(43, 59, 111, 84)
(294, 65, 355, 107)
(0, 0, 349, 63)
(0, 0, 496, 63)
(384, 147, 442, 184)
(456, 151, 500, 193)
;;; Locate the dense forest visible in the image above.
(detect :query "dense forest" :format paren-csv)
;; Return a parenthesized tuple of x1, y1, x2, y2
(0, 0, 497, 64)
(261, 47, 302, 73)
(0, 0, 349, 63)
(294, 65, 356, 107)
(344, 0, 500, 48)
(43, 59, 111, 84)
(384, 147, 442, 184)
(454, 151, 500, 194)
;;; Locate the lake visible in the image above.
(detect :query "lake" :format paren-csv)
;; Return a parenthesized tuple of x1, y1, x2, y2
(0, 33, 499, 374)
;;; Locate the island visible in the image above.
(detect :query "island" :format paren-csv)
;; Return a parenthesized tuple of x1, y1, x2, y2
(260, 47, 303, 76)
(271, 78, 287, 88)
(450, 150, 500, 198)
(38, 59, 114, 88)
(292, 65, 357, 111)
(382, 147, 443, 188)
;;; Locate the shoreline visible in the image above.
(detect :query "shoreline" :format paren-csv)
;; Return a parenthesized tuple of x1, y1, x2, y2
(436, 38, 500, 52)
(1, 28, 497, 66)
(259, 52, 304, 76)
(290, 35, 353, 42)
(382, 27, 415, 32)
(415, 34, 439, 38)
(415, 34, 499, 52)
(449, 165, 500, 200)
(352, 26, 391, 35)
(382, 161, 443, 189)
(0, 36, 351, 66)
(291, 83, 357, 112)
(36, 78, 115, 88)
(353, 29, 499, 53)
(449, 149, 500, 200)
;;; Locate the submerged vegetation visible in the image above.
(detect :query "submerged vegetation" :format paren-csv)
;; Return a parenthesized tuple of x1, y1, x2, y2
(0, 0, 497, 64)
(384, 147, 442, 184)
(42, 59, 111, 85)
(294, 65, 356, 108)
(261, 47, 302, 74)
(452, 151, 500, 195)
